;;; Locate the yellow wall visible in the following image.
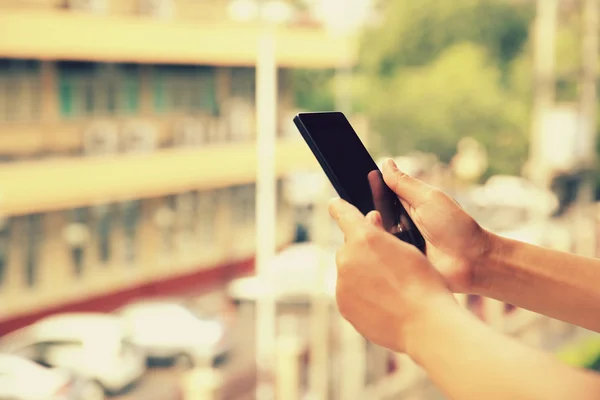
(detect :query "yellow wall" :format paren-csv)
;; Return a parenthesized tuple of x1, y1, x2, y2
(0, 186, 296, 321)
(0, 9, 355, 68)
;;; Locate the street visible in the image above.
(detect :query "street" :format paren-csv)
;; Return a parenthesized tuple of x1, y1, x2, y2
(113, 293, 260, 400)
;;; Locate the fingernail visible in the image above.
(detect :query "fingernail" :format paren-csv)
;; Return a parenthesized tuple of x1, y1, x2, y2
(386, 158, 398, 171)
(368, 211, 382, 226)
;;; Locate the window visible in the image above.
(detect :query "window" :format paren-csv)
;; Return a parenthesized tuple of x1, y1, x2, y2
(230, 67, 255, 103)
(175, 192, 197, 253)
(120, 200, 141, 265)
(196, 190, 218, 245)
(0, 217, 10, 288)
(0, 59, 41, 122)
(153, 66, 218, 115)
(227, 97, 255, 142)
(93, 204, 113, 265)
(24, 214, 43, 288)
(64, 208, 90, 278)
(228, 68, 256, 143)
(231, 184, 256, 227)
(154, 198, 175, 259)
(58, 62, 140, 119)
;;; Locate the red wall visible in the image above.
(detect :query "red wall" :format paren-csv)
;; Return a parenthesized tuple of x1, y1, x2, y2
(0, 257, 255, 336)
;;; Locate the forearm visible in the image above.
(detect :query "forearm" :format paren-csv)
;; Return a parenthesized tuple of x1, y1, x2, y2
(474, 232, 600, 332)
(406, 302, 600, 400)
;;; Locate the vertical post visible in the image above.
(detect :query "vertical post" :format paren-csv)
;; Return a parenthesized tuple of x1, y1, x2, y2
(529, 0, 558, 189)
(276, 315, 303, 400)
(255, 21, 278, 400)
(575, 0, 599, 257)
(339, 318, 366, 400)
(308, 192, 332, 400)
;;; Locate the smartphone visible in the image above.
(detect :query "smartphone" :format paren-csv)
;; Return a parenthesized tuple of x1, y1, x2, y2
(293, 111, 426, 253)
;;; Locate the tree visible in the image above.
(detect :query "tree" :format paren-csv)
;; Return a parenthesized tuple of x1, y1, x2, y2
(356, 0, 534, 178)
(364, 43, 528, 176)
(289, 68, 336, 112)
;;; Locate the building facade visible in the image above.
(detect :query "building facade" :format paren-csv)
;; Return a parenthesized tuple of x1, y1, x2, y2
(0, 0, 355, 333)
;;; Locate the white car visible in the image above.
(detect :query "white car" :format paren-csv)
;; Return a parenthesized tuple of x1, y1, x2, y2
(0, 353, 105, 400)
(227, 242, 337, 304)
(117, 299, 231, 369)
(0, 313, 146, 395)
(471, 175, 559, 216)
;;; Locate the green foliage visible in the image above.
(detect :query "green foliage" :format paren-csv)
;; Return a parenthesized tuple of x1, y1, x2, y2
(365, 43, 528, 175)
(360, 0, 533, 77)
(290, 69, 336, 112)
(356, 0, 534, 178)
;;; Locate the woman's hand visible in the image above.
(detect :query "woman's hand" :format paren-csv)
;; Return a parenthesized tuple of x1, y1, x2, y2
(381, 159, 492, 294)
(329, 198, 458, 353)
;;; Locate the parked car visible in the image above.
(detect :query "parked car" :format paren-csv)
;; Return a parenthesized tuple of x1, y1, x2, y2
(0, 353, 105, 400)
(470, 175, 559, 216)
(227, 243, 337, 305)
(117, 298, 232, 369)
(0, 313, 146, 395)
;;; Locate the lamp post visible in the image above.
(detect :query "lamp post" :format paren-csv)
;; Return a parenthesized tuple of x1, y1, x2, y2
(311, 2, 368, 399)
(228, 1, 292, 399)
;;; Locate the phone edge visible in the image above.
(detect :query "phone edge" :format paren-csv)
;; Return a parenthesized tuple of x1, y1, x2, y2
(293, 114, 353, 204)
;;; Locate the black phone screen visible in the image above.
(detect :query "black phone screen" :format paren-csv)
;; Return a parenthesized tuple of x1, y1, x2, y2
(294, 112, 426, 253)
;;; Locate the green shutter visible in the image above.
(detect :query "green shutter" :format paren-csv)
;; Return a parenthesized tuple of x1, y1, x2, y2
(59, 77, 73, 118)
(154, 72, 167, 113)
(123, 74, 139, 114)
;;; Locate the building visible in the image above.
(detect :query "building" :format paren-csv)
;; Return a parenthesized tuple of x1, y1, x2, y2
(0, 0, 355, 334)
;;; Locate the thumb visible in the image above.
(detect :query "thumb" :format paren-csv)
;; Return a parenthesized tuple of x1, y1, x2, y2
(381, 158, 434, 207)
(366, 210, 384, 230)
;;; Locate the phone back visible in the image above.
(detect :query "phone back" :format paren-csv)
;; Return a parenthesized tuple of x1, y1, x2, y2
(293, 112, 426, 253)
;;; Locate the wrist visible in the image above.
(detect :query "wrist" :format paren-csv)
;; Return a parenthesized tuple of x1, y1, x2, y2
(470, 230, 506, 295)
(402, 293, 460, 359)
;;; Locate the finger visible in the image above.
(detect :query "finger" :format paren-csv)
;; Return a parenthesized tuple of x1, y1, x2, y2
(367, 170, 395, 231)
(366, 210, 384, 230)
(398, 198, 417, 222)
(328, 198, 368, 237)
(382, 158, 435, 207)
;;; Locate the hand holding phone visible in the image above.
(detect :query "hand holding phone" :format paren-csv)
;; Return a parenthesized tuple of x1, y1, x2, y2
(293, 112, 426, 253)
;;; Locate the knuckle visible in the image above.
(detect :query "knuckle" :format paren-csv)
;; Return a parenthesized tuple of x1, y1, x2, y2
(335, 249, 349, 268)
(393, 170, 411, 192)
(394, 171, 410, 189)
(423, 188, 444, 204)
(357, 228, 379, 245)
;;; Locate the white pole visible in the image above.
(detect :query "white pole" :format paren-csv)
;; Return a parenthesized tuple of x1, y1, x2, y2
(308, 192, 332, 400)
(255, 20, 278, 400)
(276, 315, 303, 400)
(339, 317, 366, 400)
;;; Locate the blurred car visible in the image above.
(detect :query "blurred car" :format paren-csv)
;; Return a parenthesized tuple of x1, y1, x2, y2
(227, 242, 337, 304)
(0, 353, 105, 400)
(0, 313, 145, 395)
(470, 175, 559, 216)
(117, 298, 232, 369)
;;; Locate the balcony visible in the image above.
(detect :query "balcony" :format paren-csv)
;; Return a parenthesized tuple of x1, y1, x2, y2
(0, 139, 319, 216)
(0, 8, 355, 68)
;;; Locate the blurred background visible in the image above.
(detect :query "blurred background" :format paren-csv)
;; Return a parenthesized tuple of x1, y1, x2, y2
(1, 0, 600, 399)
